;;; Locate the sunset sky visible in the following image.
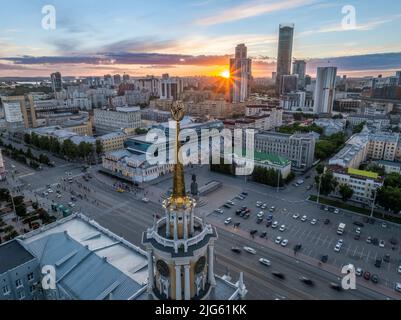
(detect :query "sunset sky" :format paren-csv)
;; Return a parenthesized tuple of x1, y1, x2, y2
(1, 0, 401, 78)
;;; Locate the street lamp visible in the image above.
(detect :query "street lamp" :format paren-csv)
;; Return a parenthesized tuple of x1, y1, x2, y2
(316, 166, 327, 205)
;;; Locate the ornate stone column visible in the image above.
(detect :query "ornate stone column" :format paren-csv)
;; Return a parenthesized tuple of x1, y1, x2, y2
(208, 245, 216, 286)
(175, 265, 182, 300)
(184, 265, 191, 300)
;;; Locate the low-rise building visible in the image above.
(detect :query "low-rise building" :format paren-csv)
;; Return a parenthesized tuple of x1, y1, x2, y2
(98, 131, 128, 153)
(314, 118, 346, 136)
(375, 160, 401, 174)
(94, 107, 141, 134)
(347, 114, 390, 131)
(330, 166, 384, 204)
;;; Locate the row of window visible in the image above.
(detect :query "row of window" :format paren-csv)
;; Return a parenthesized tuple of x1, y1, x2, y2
(1, 273, 35, 296)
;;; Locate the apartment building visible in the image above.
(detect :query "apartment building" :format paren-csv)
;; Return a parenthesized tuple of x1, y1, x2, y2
(98, 131, 128, 153)
(1, 95, 37, 130)
(94, 107, 141, 134)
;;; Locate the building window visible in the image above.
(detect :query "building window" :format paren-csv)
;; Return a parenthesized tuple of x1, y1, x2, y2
(27, 273, 34, 282)
(17, 291, 25, 300)
(29, 285, 35, 293)
(2, 285, 10, 295)
(15, 279, 23, 288)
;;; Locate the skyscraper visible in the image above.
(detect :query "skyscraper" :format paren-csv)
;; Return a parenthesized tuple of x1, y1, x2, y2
(276, 24, 294, 95)
(293, 60, 306, 90)
(50, 72, 62, 93)
(313, 67, 337, 114)
(229, 44, 252, 103)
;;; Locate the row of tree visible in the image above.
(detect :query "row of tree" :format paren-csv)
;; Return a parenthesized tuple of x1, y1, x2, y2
(24, 133, 103, 162)
(278, 123, 323, 135)
(315, 132, 347, 160)
(314, 165, 354, 202)
(376, 172, 401, 214)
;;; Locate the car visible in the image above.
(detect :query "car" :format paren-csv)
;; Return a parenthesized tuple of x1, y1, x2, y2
(372, 238, 379, 246)
(272, 272, 285, 279)
(320, 255, 329, 263)
(379, 240, 385, 248)
(47, 189, 53, 193)
(363, 271, 371, 280)
(261, 204, 267, 210)
(257, 212, 264, 219)
(371, 274, 379, 284)
(382, 223, 387, 229)
(68, 202, 76, 208)
(279, 225, 286, 232)
(228, 201, 235, 206)
(269, 206, 276, 212)
(260, 232, 267, 239)
(311, 219, 317, 225)
(384, 254, 391, 263)
(337, 239, 344, 245)
(375, 258, 382, 268)
(43, 192, 49, 197)
(300, 277, 314, 286)
(243, 247, 257, 254)
(307, 185, 313, 191)
(334, 244, 342, 252)
(224, 218, 232, 225)
(353, 221, 364, 227)
(272, 221, 279, 229)
(244, 213, 251, 219)
(215, 209, 224, 214)
(292, 213, 300, 219)
(281, 239, 289, 247)
(356, 227, 361, 234)
(259, 258, 271, 266)
(235, 209, 242, 215)
(256, 218, 264, 224)
(334, 209, 340, 214)
(330, 283, 342, 291)
(354, 234, 361, 241)
(57, 194, 62, 199)
(239, 211, 246, 217)
(395, 282, 401, 293)
(267, 215, 273, 221)
(301, 215, 307, 222)
(275, 236, 282, 244)
(241, 192, 248, 196)
(266, 221, 272, 228)
(256, 203, 262, 208)
(356, 268, 363, 276)
(142, 198, 149, 203)
(366, 236, 372, 244)
(324, 206, 329, 211)
(324, 219, 330, 225)
(231, 247, 241, 254)
(390, 238, 398, 246)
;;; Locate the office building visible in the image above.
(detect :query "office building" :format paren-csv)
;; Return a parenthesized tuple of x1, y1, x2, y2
(280, 75, 298, 94)
(313, 67, 337, 114)
(94, 107, 141, 134)
(293, 60, 306, 90)
(113, 74, 122, 86)
(0, 95, 37, 131)
(159, 74, 183, 101)
(276, 24, 294, 95)
(252, 131, 316, 171)
(98, 131, 128, 154)
(50, 72, 62, 93)
(229, 44, 252, 103)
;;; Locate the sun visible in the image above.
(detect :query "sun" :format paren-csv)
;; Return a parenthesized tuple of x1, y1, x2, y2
(220, 70, 230, 79)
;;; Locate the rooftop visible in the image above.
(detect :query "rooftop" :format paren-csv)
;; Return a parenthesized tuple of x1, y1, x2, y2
(0, 240, 35, 275)
(348, 168, 379, 179)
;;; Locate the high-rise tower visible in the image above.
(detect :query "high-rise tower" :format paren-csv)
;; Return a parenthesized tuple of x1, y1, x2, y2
(229, 44, 252, 103)
(142, 102, 219, 300)
(276, 24, 294, 95)
(313, 67, 337, 114)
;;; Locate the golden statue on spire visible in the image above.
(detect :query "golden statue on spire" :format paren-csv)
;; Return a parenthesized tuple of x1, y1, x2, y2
(170, 101, 187, 205)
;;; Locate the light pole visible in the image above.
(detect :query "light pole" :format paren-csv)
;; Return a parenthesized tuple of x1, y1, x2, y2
(370, 189, 378, 218)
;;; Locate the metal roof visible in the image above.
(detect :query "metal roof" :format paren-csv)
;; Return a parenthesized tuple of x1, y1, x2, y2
(0, 240, 36, 274)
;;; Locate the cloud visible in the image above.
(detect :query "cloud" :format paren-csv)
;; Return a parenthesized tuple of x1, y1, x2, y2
(195, 0, 316, 26)
(101, 37, 181, 53)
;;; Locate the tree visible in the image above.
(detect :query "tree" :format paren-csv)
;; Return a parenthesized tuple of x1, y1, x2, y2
(377, 186, 401, 214)
(96, 139, 103, 155)
(316, 164, 325, 175)
(0, 188, 11, 202)
(61, 139, 78, 159)
(39, 154, 51, 165)
(26, 148, 34, 159)
(24, 133, 31, 145)
(366, 164, 386, 177)
(352, 122, 366, 134)
(339, 185, 354, 202)
(315, 171, 338, 196)
(384, 172, 401, 188)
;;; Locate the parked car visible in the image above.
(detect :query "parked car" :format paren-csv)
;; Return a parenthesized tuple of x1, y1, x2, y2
(384, 254, 391, 263)
(275, 236, 283, 244)
(363, 271, 371, 280)
(324, 219, 331, 225)
(395, 282, 401, 293)
(224, 218, 232, 225)
(356, 227, 361, 234)
(257, 218, 264, 224)
(215, 208, 224, 214)
(272, 221, 279, 229)
(311, 219, 317, 225)
(279, 225, 286, 232)
(301, 215, 308, 222)
(371, 274, 379, 284)
(353, 221, 364, 227)
(356, 268, 363, 276)
(292, 213, 300, 219)
(375, 258, 382, 268)
(379, 240, 385, 248)
(366, 236, 372, 244)
(281, 239, 289, 247)
(260, 232, 267, 239)
(330, 283, 342, 291)
(354, 234, 361, 241)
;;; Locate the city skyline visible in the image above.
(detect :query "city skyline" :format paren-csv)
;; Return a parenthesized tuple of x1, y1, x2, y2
(0, 0, 401, 78)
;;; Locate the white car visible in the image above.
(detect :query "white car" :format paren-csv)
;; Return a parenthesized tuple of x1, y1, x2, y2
(301, 215, 308, 222)
(261, 204, 267, 209)
(334, 209, 340, 214)
(257, 212, 264, 219)
(256, 203, 262, 208)
(356, 268, 363, 276)
(214, 209, 224, 214)
(224, 218, 232, 225)
(281, 239, 289, 247)
(272, 221, 279, 229)
(57, 194, 62, 199)
(395, 282, 401, 293)
(356, 227, 361, 234)
(228, 201, 235, 206)
(47, 189, 53, 193)
(275, 236, 282, 244)
(243, 247, 256, 254)
(269, 206, 276, 212)
(259, 258, 271, 267)
(292, 213, 300, 219)
(398, 265, 401, 274)
(311, 219, 317, 225)
(279, 225, 286, 232)
(142, 198, 149, 203)
(334, 244, 342, 252)
(337, 239, 344, 245)
(379, 240, 385, 248)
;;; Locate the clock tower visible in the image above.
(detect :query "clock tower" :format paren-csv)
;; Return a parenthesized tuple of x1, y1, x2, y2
(142, 101, 218, 300)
